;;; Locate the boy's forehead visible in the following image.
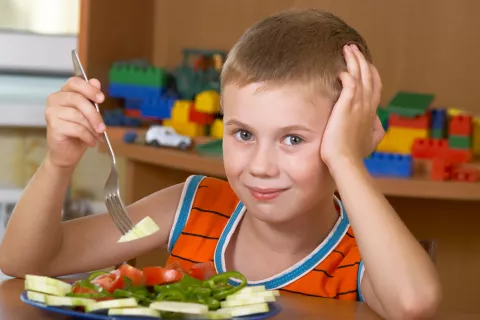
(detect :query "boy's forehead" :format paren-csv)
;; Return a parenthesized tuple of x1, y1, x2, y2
(222, 82, 333, 114)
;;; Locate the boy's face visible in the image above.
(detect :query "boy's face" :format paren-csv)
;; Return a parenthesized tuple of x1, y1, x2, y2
(222, 83, 336, 224)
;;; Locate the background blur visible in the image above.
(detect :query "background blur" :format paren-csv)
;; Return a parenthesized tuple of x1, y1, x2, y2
(0, 0, 479, 315)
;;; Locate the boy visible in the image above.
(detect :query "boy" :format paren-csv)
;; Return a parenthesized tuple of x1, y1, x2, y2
(0, 8, 440, 319)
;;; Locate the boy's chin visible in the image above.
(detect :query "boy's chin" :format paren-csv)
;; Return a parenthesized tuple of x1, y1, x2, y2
(246, 202, 297, 225)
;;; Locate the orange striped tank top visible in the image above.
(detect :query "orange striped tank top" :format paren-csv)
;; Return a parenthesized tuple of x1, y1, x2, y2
(166, 175, 366, 301)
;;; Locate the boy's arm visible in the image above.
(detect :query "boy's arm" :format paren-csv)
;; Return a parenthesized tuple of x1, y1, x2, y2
(330, 158, 441, 319)
(0, 156, 183, 277)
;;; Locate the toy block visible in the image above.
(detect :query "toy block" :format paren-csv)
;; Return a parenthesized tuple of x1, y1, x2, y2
(473, 118, 480, 155)
(449, 115, 473, 136)
(430, 108, 446, 130)
(376, 127, 428, 154)
(413, 159, 432, 179)
(448, 135, 471, 149)
(447, 108, 464, 117)
(388, 113, 429, 129)
(125, 99, 142, 110)
(141, 97, 177, 120)
(446, 149, 472, 164)
(109, 64, 167, 87)
(195, 90, 221, 114)
(363, 152, 413, 178)
(171, 100, 193, 123)
(123, 131, 138, 144)
(431, 129, 445, 139)
(210, 119, 224, 139)
(430, 158, 452, 181)
(109, 83, 165, 100)
(412, 138, 449, 159)
(124, 109, 141, 118)
(386, 92, 434, 118)
(376, 107, 389, 131)
(189, 105, 215, 125)
(451, 166, 480, 182)
(173, 122, 205, 137)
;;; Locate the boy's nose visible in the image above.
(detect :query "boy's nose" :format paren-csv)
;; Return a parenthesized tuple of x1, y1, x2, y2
(248, 146, 280, 178)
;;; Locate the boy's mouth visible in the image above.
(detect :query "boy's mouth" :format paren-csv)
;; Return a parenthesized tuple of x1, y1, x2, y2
(246, 187, 287, 201)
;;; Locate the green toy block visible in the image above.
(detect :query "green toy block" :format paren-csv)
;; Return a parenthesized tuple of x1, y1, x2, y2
(448, 135, 471, 149)
(376, 106, 389, 131)
(109, 65, 167, 87)
(386, 92, 434, 118)
(431, 128, 445, 139)
(195, 139, 223, 157)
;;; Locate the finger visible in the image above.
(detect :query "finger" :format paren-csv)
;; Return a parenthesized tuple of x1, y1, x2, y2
(48, 91, 106, 133)
(51, 118, 98, 148)
(335, 72, 356, 112)
(55, 106, 103, 141)
(344, 45, 361, 82)
(351, 45, 373, 109)
(89, 78, 101, 90)
(370, 65, 383, 109)
(61, 76, 104, 104)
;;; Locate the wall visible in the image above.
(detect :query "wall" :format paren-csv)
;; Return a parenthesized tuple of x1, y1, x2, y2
(153, 0, 480, 114)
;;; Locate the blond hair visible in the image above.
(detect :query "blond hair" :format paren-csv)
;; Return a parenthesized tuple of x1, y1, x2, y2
(221, 8, 371, 100)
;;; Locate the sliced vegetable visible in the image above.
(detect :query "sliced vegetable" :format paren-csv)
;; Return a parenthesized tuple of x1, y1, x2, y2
(26, 291, 49, 304)
(220, 295, 276, 308)
(24, 275, 72, 296)
(118, 264, 146, 286)
(143, 266, 183, 286)
(202, 271, 247, 300)
(45, 295, 95, 307)
(189, 261, 216, 281)
(85, 297, 137, 313)
(108, 307, 161, 317)
(149, 301, 208, 314)
(90, 270, 124, 293)
(118, 216, 160, 243)
(217, 302, 270, 317)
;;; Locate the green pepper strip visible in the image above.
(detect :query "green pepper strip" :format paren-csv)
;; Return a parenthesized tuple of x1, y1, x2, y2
(156, 288, 186, 302)
(202, 271, 247, 300)
(66, 291, 113, 300)
(87, 271, 108, 282)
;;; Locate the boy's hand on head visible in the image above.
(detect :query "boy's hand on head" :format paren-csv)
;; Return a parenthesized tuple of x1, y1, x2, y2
(321, 44, 384, 169)
(45, 77, 106, 170)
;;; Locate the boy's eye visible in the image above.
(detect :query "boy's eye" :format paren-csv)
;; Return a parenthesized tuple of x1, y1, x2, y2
(234, 130, 253, 141)
(283, 135, 303, 146)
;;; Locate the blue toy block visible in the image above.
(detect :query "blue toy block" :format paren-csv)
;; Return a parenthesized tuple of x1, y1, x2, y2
(140, 97, 177, 120)
(430, 108, 446, 130)
(123, 131, 138, 144)
(125, 99, 142, 110)
(108, 83, 166, 100)
(103, 109, 141, 127)
(363, 152, 413, 178)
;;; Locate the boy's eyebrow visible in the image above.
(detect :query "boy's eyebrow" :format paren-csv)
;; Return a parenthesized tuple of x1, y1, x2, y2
(224, 119, 315, 132)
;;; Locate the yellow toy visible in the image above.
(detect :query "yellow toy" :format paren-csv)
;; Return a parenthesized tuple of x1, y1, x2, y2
(171, 100, 193, 123)
(210, 119, 224, 139)
(376, 127, 428, 154)
(195, 91, 221, 114)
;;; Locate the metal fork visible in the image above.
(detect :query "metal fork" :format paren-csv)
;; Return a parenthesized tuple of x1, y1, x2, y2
(71, 49, 134, 235)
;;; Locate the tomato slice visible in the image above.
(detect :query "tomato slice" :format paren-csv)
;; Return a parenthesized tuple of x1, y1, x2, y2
(118, 264, 146, 286)
(189, 261, 216, 281)
(142, 266, 183, 286)
(90, 270, 124, 293)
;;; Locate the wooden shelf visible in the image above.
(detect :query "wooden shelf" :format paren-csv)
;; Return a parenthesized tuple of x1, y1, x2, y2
(99, 141, 480, 201)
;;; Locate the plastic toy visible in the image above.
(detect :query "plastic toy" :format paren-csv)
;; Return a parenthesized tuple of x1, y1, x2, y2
(195, 91, 221, 114)
(141, 97, 177, 120)
(171, 100, 193, 123)
(389, 113, 429, 129)
(103, 109, 141, 127)
(109, 64, 167, 87)
(473, 118, 480, 155)
(376, 107, 389, 131)
(174, 49, 227, 99)
(412, 138, 449, 159)
(195, 139, 223, 157)
(376, 127, 428, 154)
(363, 152, 413, 178)
(189, 106, 215, 125)
(430, 158, 452, 181)
(123, 131, 138, 144)
(448, 115, 473, 136)
(145, 125, 192, 150)
(210, 119, 224, 139)
(430, 108, 446, 138)
(448, 135, 471, 149)
(386, 92, 434, 118)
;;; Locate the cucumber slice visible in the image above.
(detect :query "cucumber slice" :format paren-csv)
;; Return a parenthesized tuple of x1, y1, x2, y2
(220, 295, 275, 308)
(231, 285, 267, 295)
(26, 291, 49, 304)
(85, 298, 138, 313)
(108, 307, 161, 318)
(217, 303, 269, 317)
(149, 301, 208, 314)
(226, 290, 279, 301)
(25, 275, 72, 296)
(118, 216, 160, 243)
(185, 311, 232, 319)
(45, 295, 95, 307)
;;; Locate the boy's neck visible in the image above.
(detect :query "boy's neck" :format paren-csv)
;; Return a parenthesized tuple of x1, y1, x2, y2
(242, 196, 339, 256)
